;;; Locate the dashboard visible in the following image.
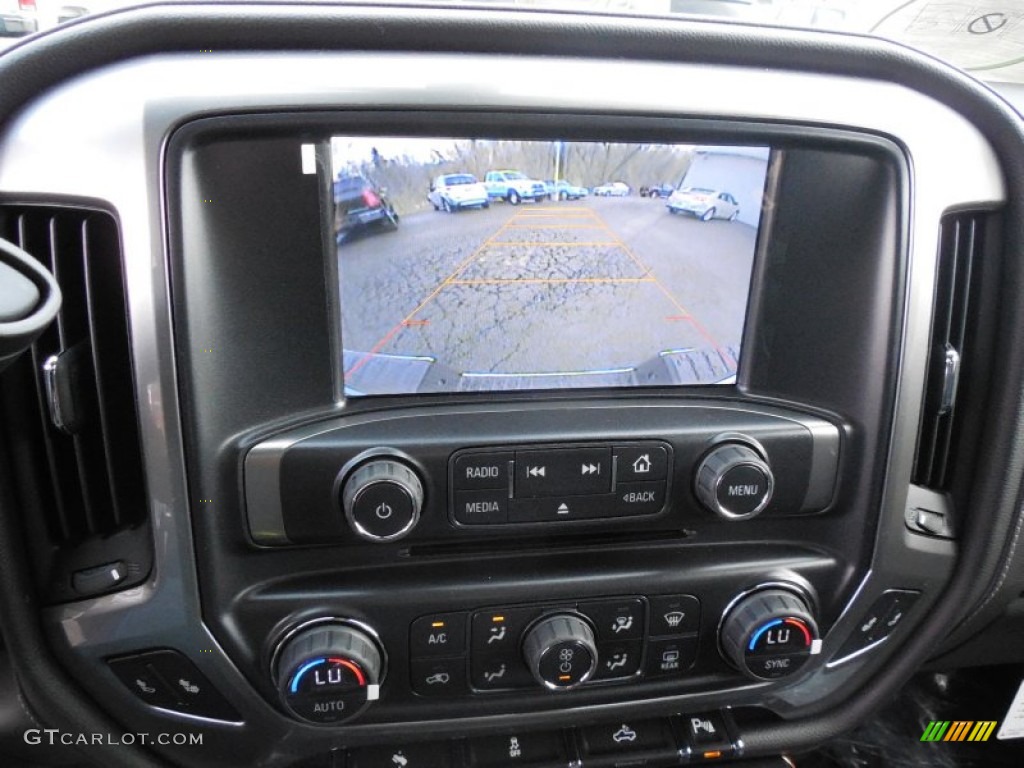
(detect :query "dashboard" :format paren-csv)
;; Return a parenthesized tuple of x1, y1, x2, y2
(1, 4, 1024, 767)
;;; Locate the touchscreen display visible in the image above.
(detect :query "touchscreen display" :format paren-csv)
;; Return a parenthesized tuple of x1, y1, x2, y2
(332, 138, 769, 396)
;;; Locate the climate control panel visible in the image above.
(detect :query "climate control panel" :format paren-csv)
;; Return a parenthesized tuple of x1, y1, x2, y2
(267, 583, 826, 725)
(406, 595, 701, 699)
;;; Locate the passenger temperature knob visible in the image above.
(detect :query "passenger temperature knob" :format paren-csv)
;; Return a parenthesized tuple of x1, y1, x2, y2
(720, 588, 819, 681)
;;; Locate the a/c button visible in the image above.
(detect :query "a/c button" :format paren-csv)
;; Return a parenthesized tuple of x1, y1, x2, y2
(410, 613, 467, 658)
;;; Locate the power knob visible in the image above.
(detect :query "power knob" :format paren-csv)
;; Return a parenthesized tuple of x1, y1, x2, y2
(341, 458, 424, 542)
(522, 614, 598, 690)
(275, 622, 384, 724)
(720, 588, 819, 681)
(695, 441, 774, 520)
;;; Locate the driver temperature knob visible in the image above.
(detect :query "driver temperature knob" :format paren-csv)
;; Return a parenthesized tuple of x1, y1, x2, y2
(275, 622, 384, 724)
(522, 614, 598, 690)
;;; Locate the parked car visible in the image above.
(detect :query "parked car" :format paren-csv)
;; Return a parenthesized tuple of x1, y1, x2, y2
(545, 179, 589, 200)
(333, 174, 399, 242)
(483, 169, 548, 204)
(0, 0, 37, 37)
(666, 187, 740, 221)
(593, 181, 630, 196)
(640, 183, 674, 198)
(428, 172, 489, 212)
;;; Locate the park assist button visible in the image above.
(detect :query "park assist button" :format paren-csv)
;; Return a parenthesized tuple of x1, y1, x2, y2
(515, 447, 611, 498)
(454, 452, 512, 491)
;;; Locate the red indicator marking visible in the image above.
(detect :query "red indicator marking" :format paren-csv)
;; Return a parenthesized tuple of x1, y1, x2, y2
(784, 619, 812, 646)
(402, 319, 429, 327)
(665, 315, 690, 321)
(327, 657, 366, 686)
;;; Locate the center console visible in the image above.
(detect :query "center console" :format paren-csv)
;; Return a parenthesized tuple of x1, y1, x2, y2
(164, 110, 906, 738)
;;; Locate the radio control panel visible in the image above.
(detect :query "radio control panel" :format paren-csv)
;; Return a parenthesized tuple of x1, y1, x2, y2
(450, 442, 672, 526)
(243, 402, 840, 546)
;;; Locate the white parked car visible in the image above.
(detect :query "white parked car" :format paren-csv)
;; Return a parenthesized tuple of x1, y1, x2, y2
(428, 173, 490, 212)
(666, 187, 740, 221)
(483, 169, 549, 204)
(593, 181, 630, 196)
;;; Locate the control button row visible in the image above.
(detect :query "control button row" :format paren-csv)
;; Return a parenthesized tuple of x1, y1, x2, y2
(335, 713, 736, 767)
(454, 482, 665, 526)
(834, 589, 920, 661)
(451, 443, 670, 498)
(515, 447, 612, 497)
(108, 649, 240, 721)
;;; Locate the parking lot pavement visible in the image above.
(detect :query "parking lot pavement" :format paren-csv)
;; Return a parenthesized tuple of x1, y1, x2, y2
(339, 195, 758, 393)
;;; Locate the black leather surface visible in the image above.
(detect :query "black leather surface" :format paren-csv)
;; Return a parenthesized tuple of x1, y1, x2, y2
(0, 2, 1022, 760)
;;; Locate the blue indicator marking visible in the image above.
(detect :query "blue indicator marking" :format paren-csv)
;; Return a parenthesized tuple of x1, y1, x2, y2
(290, 657, 327, 694)
(748, 619, 783, 652)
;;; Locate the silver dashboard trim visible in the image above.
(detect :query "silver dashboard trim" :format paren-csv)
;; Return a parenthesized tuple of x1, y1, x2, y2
(0, 50, 1002, 751)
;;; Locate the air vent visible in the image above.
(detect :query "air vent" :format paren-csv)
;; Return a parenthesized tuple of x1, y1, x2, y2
(0, 204, 151, 602)
(912, 212, 984, 490)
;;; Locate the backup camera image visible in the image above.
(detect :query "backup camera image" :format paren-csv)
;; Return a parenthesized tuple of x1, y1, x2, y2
(332, 138, 770, 396)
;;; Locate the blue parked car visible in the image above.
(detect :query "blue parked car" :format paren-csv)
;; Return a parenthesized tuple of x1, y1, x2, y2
(544, 179, 589, 200)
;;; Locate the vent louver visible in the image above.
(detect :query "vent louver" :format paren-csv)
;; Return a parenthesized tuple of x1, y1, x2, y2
(0, 204, 151, 602)
(912, 213, 983, 490)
